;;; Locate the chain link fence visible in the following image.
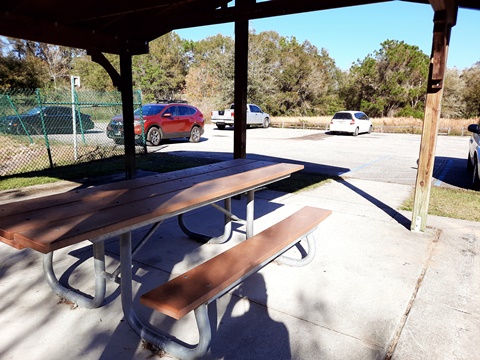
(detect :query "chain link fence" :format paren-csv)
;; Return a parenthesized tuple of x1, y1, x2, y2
(0, 88, 144, 177)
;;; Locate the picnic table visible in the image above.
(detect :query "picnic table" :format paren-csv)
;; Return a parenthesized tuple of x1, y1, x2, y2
(0, 158, 331, 359)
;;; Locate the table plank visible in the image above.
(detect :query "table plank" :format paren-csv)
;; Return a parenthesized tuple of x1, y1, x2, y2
(0, 158, 257, 218)
(6, 162, 303, 253)
(0, 160, 288, 240)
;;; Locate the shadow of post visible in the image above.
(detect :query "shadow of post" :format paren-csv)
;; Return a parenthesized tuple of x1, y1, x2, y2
(336, 178, 411, 229)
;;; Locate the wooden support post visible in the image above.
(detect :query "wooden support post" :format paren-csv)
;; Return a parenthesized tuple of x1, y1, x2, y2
(233, 19, 248, 159)
(89, 49, 136, 179)
(119, 51, 136, 179)
(411, 7, 456, 232)
(88, 50, 121, 89)
(233, 0, 254, 159)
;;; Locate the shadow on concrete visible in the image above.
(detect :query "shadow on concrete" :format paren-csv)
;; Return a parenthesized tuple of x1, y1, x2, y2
(336, 178, 411, 229)
(168, 150, 412, 228)
(433, 156, 471, 190)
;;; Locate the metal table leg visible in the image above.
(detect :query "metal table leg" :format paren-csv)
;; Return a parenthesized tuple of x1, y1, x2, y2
(43, 240, 106, 308)
(178, 198, 246, 244)
(119, 231, 212, 360)
(246, 190, 254, 238)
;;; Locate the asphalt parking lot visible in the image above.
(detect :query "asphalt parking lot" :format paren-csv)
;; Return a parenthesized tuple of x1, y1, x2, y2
(150, 124, 472, 190)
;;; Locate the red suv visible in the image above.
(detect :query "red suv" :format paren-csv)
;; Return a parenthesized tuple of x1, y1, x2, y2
(107, 101, 204, 146)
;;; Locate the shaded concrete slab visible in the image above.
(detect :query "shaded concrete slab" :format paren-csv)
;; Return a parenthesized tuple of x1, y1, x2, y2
(0, 178, 478, 360)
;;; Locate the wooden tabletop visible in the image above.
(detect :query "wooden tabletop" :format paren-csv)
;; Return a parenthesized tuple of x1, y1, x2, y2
(0, 159, 304, 253)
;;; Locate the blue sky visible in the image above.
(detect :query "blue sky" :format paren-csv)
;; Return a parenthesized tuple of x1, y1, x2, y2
(176, 1, 479, 71)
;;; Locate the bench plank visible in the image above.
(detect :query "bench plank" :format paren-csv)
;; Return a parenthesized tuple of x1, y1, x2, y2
(7, 163, 304, 253)
(140, 206, 332, 320)
(0, 158, 268, 222)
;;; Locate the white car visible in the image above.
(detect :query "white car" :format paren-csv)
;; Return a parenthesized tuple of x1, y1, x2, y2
(467, 122, 480, 189)
(329, 111, 373, 136)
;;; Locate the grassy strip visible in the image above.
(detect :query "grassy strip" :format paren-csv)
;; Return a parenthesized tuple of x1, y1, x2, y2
(0, 152, 332, 193)
(266, 172, 335, 193)
(0, 154, 217, 191)
(400, 186, 480, 222)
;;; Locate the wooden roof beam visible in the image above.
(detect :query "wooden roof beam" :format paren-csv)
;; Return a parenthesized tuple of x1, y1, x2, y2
(429, 0, 457, 25)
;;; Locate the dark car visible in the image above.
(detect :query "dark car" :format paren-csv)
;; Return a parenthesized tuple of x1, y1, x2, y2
(0, 106, 94, 135)
(106, 102, 205, 146)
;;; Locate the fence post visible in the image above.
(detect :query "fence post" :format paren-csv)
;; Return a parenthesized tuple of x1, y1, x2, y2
(6, 95, 34, 144)
(35, 89, 54, 169)
(135, 90, 147, 155)
(71, 76, 79, 160)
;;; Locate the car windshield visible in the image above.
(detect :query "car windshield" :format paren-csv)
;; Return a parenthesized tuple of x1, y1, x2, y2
(22, 107, 43, 116)
(135, 105, 166, 116)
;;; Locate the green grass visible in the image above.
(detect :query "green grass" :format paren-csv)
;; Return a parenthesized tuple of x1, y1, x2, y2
(0, 153, 332, 193)
(0, 153, 218, 191)
(267, 172, 335, 193)
(400, 186, 480, 222)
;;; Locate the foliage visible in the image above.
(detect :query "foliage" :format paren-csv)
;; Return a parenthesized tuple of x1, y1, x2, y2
(72, 53, 119, 91)
(0, 54, 47, 89)
(132, 32, 188, 103)
(273, 37, 339, 116)
(185, 34, 235, 113)
(442, 67, 467, 118)
(343, 40, 429, 118)
(3, 38, 83, 90)
(0, 33, 479, 120)
(462, 61, 480, 117)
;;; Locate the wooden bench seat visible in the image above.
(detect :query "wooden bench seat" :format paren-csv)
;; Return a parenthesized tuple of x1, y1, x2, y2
(140, 206, 332, 320)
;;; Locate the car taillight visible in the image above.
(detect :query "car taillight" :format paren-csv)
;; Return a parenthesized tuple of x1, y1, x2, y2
(350, 120, 355, 125)
(330, 120, 333, 124)
(231, 111, 234, 117)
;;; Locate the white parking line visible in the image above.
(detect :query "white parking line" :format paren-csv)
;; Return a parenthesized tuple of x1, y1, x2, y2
(434, 159, 453, 186)
(339, 155, 392, 176)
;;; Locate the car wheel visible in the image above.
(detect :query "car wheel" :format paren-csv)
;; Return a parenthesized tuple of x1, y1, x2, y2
(368, 125, 373, 134)
(467, 152, 473, 172)
(189, 126, 201, 143)
(147, 127, 162, 146)
(353, 127, 359, 136)
(473, 159, 480, 190)
(216, 124, 226, 130)
(263, 117, 270, 128)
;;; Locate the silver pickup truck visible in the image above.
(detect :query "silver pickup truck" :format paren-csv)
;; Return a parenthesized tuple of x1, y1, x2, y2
(211, 103, 270, 130)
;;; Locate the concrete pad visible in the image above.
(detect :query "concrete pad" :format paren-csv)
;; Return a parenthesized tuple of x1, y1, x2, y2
(392, 216, 480, 360)
(0, 178, 479, 360)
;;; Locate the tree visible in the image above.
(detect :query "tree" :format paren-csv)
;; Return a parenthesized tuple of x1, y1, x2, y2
(248, 30, 340, 115)
(0, 54, 47, 89)
(132, 32, 188, 103)
(462, 61, 480, 117)
(4, 38, 83, 89)
(342, 40, 429, 118)
(184, 34, 235, 114)
(442, 67, 466, 118)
